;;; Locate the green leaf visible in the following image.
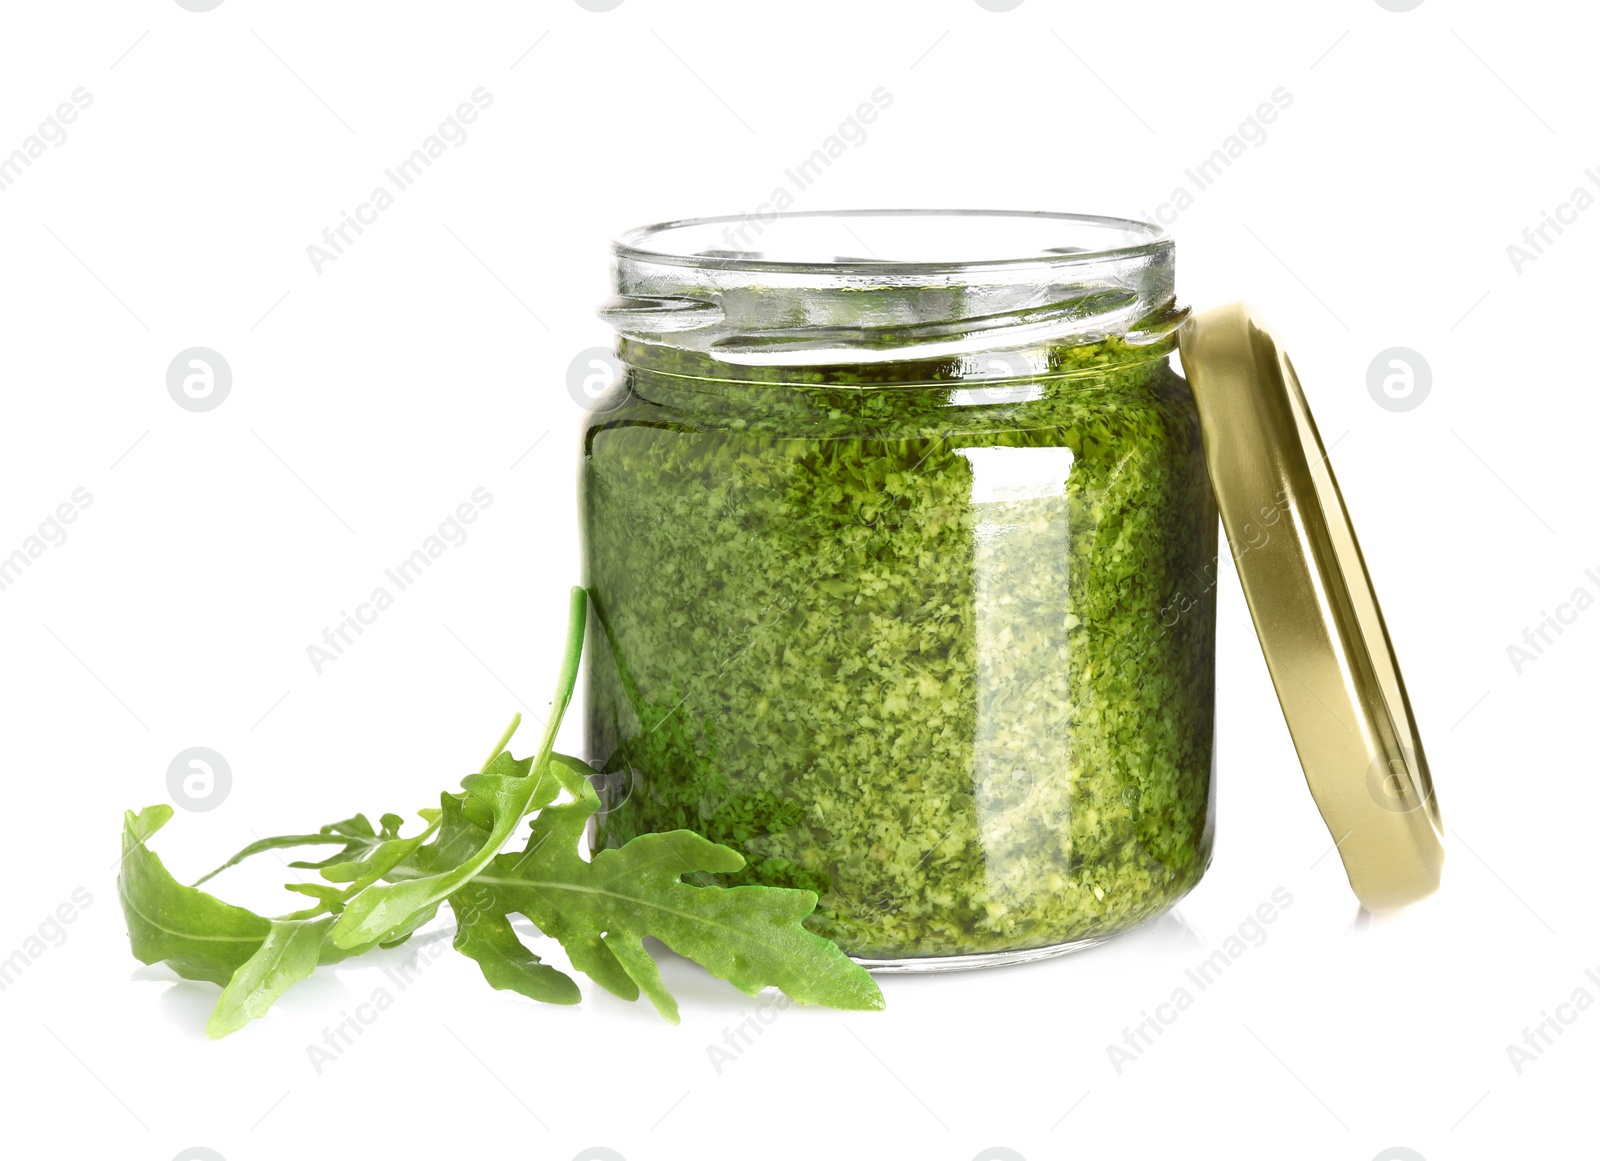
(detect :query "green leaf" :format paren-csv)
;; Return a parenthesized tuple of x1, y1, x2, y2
(119, 586, 887, 1036)
(471, 754, 884, 1024)
(191, 814, 401, 887)
(283, 882, 348, 908)
(206, 916, 335, 1038)
(329, 589, 588, 949)
(120, 804, 439, 1036)
(398, 789, 581, 1004)
(118, 806, 272, 986)
(600, 931, 678, 1022)
(450, 885, 580, 1005)
(328, 752, 559, 948)
(316, 810, 441, 886)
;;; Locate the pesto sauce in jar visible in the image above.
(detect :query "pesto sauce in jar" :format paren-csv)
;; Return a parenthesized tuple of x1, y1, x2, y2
(582, 332, 1216, 960)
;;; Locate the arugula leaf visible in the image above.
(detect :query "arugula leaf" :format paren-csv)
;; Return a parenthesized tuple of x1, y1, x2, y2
(120, 802, 443, 1036)
(119, 805, 272, 986)
(416, 790, 581, 1005)
(192, 813, 406, 887)
(317, 810, 441, 888)
(469, 754, 884, 1023)
(328, 589, 587, 950)
(206, 916, 335, 1038)
(451, 887, 581, 1005)
(119, 586, 886, 1036)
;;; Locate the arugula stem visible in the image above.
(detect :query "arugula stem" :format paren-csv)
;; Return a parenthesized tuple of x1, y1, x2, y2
(481, 713, 523, 773)
(192, 832, 377, 888)
(327, 589, 589, 950)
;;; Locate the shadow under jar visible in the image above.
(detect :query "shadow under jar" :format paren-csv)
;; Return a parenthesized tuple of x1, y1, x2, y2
(580, 210, 1217, 969)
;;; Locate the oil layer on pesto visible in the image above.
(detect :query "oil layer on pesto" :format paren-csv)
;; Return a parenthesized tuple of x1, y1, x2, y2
(581, 334, 1216, 959)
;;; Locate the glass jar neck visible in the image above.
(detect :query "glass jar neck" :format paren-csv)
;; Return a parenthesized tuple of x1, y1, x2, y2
(600, 210, 1187, 386)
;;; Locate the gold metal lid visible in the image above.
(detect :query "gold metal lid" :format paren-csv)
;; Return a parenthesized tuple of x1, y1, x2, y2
(1177, 303, 1444, 910)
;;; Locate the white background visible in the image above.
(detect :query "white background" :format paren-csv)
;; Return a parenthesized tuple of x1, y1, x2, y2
(0, 2, 1591, 1159)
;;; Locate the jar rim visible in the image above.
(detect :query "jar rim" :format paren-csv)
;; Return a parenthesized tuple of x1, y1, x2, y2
(613, 209, 1170, 276)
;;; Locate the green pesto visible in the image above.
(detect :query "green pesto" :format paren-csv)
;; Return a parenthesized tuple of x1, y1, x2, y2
(580, 334, 1217, 960)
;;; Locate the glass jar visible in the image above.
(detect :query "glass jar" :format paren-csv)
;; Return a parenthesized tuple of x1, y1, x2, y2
(580, 210, 1217, 968)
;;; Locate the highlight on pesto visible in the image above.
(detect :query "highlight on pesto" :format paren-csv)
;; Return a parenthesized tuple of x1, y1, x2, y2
(581, 327, 1218, 962)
